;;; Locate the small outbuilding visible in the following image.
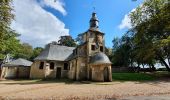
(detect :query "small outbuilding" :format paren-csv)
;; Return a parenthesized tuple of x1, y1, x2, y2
(1, 58, 32, 79)
(89, 52, 112, 82)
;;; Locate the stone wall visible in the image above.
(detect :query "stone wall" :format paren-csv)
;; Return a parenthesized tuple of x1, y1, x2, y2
(91, 65, 112, 82)
(18, 67, 30, 78)
(68, 57, 88, 81)
(30, 61, 45, 78)
(1, 66, 30, 79)
(30, 60, 69, 79)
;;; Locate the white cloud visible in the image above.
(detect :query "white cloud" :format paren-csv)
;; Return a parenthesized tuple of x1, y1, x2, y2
(40, 0, 67, 15)
(118, 14, 131, 30)
(118, 8, 136, 30)
(11, 0, 69, 47)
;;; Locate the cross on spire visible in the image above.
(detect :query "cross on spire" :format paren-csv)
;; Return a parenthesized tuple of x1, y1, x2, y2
(93, 6, 96, 12)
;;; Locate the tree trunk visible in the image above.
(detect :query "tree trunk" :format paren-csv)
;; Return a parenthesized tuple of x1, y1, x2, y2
(142, 64, 145, 73)
(159, 56, 170, 72)
(136, 62, 140, 73)
(168, 58, 170, 67)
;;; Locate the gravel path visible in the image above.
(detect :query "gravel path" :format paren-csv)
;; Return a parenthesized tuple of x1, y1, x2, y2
(0, 80, 170, 100)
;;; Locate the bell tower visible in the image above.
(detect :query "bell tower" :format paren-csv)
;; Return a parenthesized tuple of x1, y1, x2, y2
(87, 12, 105, 56)
(90, 12, 99, 29)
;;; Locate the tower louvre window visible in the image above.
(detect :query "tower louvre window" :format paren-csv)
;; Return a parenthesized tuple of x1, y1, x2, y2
(100, 46, 103, 52)
(91, 45, 95, 51)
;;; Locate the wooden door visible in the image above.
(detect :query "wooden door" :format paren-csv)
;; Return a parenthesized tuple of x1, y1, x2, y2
(56, 67, 61, 78)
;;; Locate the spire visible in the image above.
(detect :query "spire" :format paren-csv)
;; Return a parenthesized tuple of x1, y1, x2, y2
(89, 12, 99, 29)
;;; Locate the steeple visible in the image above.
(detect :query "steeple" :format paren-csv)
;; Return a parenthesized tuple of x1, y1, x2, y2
(89, 12, 99, 29)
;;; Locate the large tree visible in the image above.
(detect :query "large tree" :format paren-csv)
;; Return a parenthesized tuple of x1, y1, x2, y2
(112, 34, 134, 67)
(30, 47, 43, 61)
(130, 0, 170, 71)
(15, 43, 33, 60)
(0, 0, 20, 59)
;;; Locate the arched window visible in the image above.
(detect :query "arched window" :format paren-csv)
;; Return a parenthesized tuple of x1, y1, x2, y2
(39, 62, 44, 69)
(50, 62, 54, 70)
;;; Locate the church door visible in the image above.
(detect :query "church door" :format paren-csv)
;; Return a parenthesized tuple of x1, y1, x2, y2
(56, 67, 61, 78)
(103, 67, 109, 82)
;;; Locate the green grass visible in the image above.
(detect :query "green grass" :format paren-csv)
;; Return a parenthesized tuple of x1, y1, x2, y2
(112, 73, 156, 81)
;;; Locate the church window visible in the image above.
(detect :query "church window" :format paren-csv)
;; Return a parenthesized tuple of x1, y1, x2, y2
(100, 46, 103, 52)
(39, 62, 44, 69)
(91, 45, 95, 51)
(64, 63, 69, 70)
(50, 62, 55, 70)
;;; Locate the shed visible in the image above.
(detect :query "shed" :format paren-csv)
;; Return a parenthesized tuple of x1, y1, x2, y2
(1, 58, 32, 79)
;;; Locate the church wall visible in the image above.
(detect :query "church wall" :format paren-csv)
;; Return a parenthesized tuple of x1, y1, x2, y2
(76, 57, 87, 80)
(87, 32, 105, 56)
(1, 66, 30, 79)
(18, 67, 30, 78)
(68, 59, 76, 80)
(30, 61, 45, 79)
(91, 64, 112, 82)
(91, 65, 104, 81)
(30, 61, 70, 79)
(1, 67, 17, 78)
(68, 57, 88, 81)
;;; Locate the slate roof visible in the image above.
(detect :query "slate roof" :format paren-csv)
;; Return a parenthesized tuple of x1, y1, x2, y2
(90, 52, 111, 65)
(2, 58, 33, 67)
(35, 44, 75, 61)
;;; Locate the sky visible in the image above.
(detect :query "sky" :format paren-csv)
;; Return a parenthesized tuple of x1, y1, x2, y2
(11, 0, 144, 48)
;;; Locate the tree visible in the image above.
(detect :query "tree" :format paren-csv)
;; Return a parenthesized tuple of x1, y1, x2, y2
(15, 43, 33, 60)
(129, 0, 170, 71)
(58, 36, 77, 47)
(111, 34, 133, 67)
(0, 0, 20, 59)
(30, 47, 43, 61)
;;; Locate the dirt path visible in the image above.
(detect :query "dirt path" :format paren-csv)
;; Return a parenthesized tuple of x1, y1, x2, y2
(0, 80, 170, 100)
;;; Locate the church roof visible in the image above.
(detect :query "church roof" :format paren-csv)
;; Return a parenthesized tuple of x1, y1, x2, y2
(90, 52, 111, 65)
(35, 44, 75, 61)
(2, 58, 33, 67)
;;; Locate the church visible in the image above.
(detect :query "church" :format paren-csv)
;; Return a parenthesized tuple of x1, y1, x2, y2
(30, 12, 112, 82)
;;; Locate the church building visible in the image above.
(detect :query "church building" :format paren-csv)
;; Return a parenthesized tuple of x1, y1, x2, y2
(30, 12, 112, 82)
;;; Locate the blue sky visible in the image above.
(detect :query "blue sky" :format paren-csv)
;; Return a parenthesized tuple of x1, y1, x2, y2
(11, 0, 143, 48)
(44, 0, 143, 47)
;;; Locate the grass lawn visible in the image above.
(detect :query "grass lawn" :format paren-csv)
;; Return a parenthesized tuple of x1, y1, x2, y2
(112, 73, 156, 81)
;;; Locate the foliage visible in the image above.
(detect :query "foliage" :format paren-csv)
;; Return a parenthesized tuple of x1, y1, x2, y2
(14, 43, 33, 60)
(112, 0, 170, 71)
(30, 47, 43, 61)
(61, 39, 77, 47)
(111, 34, 133, 67)
(105, 47, 112, 60)
(14, 43, 43, 61)
(0, 0, 21, 59)
(129, 0, 170, 71)
(58, 36, 77, 47)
